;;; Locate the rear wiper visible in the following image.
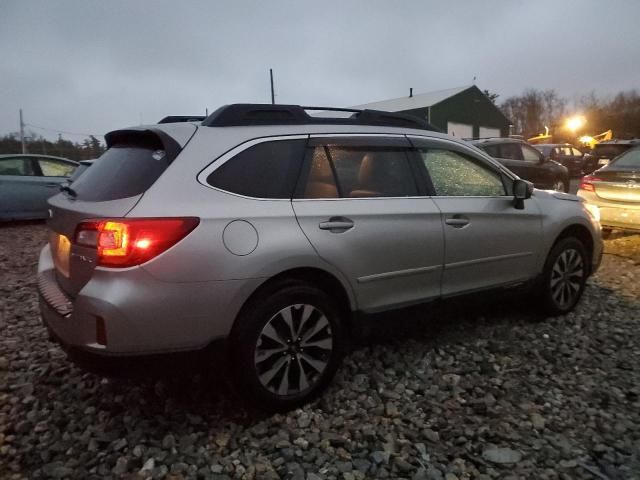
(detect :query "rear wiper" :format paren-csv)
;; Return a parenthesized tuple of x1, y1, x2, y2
(60, 185, 77, 197)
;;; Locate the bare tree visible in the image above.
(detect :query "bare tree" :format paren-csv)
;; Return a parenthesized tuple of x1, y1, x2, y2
(500, 89, 566, 137)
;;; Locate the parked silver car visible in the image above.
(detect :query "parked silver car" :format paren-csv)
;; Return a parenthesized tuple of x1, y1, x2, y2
(578, 146, 640, 236)
(38, 105, 602, 409)
(0, 154, 77, 220)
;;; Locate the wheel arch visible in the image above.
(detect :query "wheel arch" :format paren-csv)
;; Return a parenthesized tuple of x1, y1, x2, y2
(230, 266, 356, 340)
(550, 223, 595, 274)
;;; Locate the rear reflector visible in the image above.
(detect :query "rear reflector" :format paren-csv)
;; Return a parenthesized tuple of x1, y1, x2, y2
(75, 217, 199, 268)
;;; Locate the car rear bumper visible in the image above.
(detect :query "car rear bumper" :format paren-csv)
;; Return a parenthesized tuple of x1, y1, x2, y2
(37, 244, 261, 357)
(578, 192, 640, 232)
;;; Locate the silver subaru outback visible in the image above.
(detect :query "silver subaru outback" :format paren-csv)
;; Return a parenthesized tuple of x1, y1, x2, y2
(38, 104, 602, 410)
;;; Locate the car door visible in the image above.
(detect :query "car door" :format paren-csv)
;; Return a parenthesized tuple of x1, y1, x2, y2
(410, 137, 543, 296)
(292, 135, 444, 312)
(31, 158, 77, 217)
(0, 156, 43, 219)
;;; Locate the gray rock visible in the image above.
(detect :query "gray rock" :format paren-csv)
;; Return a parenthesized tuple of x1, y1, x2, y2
(426, 467, 444, 480)
(482, 447, 523, 464)
(371, 451, 390, 465)
(112, 438, 127, 451)
(113, 456, 129, 475)
(423, 428, 440, 443)
(394, 457, 413, 473)
(353, 458, 371, 473)
(139, 458, 155, 473)
(162, 434, 176, 449)
(530, 413, 545, 430)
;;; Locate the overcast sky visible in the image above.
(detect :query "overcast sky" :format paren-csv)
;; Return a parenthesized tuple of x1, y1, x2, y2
(1, 0, 639, 140)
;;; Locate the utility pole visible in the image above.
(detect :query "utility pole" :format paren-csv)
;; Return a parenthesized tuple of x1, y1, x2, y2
(270, 68, 275, 105)
(19, 109, 26, 154)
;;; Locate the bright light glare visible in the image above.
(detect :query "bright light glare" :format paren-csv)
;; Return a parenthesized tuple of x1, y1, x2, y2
(135, 238, 152, 249)
(566, 116, 586, 132)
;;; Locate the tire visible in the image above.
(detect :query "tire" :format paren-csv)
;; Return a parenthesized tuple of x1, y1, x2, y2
(537, 237, 588, 316)
(228, 281, 346, 411)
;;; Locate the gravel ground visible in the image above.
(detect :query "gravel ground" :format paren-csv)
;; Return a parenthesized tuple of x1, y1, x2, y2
(1, 223, 639, 480)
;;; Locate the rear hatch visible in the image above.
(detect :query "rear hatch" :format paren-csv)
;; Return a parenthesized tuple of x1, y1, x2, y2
(592, 170, 640, 203)
(47, 126, 194, 296)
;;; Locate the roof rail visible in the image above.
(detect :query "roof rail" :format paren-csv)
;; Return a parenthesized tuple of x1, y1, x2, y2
(463, 136, 506, 141)
(158, 115, 206, 124)
(201, 104, 440, 131)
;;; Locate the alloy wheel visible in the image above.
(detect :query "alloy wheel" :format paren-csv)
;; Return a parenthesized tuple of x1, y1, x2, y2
(550, 248, 584, 309)
(254, 304, 333, 396)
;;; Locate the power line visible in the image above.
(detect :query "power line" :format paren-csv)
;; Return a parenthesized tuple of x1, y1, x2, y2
(23, 122, 102, 137)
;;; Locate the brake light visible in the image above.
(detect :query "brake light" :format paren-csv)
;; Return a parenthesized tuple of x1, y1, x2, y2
(579, 175, 602, 193)
(75, 218, 199, 268)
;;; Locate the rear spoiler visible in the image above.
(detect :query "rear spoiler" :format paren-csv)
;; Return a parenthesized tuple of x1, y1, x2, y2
(104, 128, 182, 163)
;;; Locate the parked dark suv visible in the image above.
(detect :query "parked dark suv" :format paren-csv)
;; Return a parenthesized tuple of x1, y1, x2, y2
(534, 143, 597, 176)
(470, 138, 570, 192)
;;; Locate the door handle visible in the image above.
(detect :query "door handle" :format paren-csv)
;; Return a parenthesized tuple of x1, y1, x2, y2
(319, 217, 354, 232)
(445, 216, 470, 228)
(45, 183, 59, 188)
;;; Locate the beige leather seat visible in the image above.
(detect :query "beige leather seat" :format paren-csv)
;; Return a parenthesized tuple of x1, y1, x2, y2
(350, 152, 384, 197)
(304, 150, 339, 198)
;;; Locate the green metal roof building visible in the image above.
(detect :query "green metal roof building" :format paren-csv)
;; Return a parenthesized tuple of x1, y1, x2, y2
(353, 85, 511, 139)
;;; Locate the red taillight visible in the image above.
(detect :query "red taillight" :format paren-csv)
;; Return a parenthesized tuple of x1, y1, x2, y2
(579, 175, 602, 193)
(75, 217, 199, 268)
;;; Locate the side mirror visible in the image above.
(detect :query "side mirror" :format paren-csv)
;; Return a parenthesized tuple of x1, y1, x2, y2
(513, 179, 533, 209)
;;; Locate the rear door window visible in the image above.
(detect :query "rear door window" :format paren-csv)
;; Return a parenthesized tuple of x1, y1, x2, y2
(499, 143, 523, 160)
(206, 139, 307, 199)
(298, 139, 418, 198)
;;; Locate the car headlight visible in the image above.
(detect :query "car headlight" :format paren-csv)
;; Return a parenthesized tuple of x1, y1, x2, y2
(584, 203, 601, 223)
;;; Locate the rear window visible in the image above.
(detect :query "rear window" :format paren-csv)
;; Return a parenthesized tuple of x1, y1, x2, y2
(71, 146, 169, 201)
(612, 148, 640, 168)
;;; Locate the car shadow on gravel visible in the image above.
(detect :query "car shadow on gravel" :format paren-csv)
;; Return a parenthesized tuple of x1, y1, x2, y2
(67, 288, 546, 423)
(358, 287, 542, 348)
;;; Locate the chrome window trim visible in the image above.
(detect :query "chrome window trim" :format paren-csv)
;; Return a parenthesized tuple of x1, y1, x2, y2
(292, 196, 435, 202)
(309, 133, 407, 139)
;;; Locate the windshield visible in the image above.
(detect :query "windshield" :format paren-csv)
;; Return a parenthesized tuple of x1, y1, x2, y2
(611, 148, 640, 169)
